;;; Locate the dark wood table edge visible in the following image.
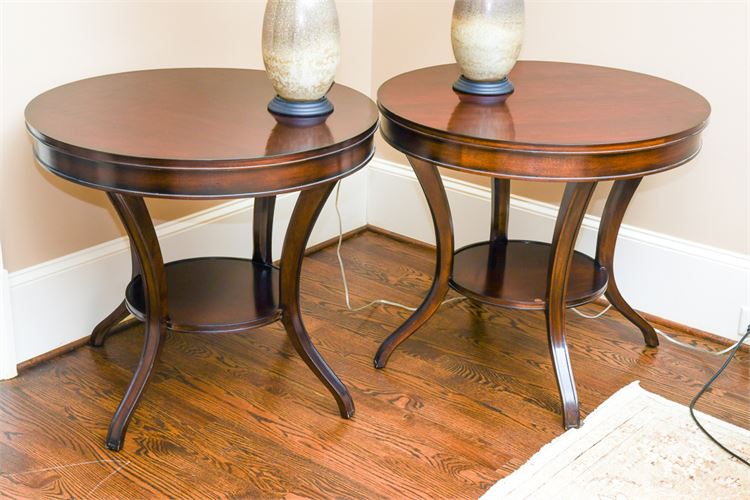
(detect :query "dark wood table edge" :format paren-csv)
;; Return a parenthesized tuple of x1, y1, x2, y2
(31, 123, 378, 198)
(378, 113, 704, 181)
(378, 105, 709, 155)
(26, 121, 379, 170)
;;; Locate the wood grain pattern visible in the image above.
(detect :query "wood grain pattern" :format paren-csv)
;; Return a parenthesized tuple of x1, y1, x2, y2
(125, 257, 281, 333)
(449, 240, 608, 310)
(378, 62, 709, 180)
(1, 231, 747, 498)
(25, 68, 378, 198)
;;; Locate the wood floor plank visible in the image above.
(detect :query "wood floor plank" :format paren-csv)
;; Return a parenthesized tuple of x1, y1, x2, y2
(1, 230, 747, 498)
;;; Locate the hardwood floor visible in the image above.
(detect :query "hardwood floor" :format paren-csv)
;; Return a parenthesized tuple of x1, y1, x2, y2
(1, 230, 747, 498)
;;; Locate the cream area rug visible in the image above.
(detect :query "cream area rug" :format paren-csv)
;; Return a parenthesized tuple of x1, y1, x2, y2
(482, 381, 749, 499)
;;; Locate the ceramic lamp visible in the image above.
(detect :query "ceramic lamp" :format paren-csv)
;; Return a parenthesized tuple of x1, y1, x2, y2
(451, 0, 524, 96)
(262, 0, 340, 117)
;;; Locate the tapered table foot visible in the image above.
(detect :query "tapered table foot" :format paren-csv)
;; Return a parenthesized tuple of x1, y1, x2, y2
(374, 157, 454, 369)
(90, 300, 130, 347)
(546, 182, 597, 429)
(597, 178, 659, 347)
(280, 182, 355, 418)
(104, 193, 167, 450)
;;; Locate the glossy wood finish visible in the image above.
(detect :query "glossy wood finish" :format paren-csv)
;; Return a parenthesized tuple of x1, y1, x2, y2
(25, 69, 378, 450)
(374, 158, 454, 369)
(377, 63, 709, 428)
(596, 179, 660, 348)
(2, 231, 747, 499)
(126, 258, 281, 334)
(378, 62, 710, 180)
(490, 178, 511, 242)
(253, 196, 277, 266)
(545, 182, 597, 428)
(25, 69, 378, 198)
(280, 183, 354, 418)
(450, 240, 607, 310)
(89, 301, 130, 347)
(90, 199, 143, 347)
(104, 193, 167, 451)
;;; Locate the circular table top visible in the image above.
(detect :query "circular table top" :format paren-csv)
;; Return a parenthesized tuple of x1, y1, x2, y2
(377, 62, 710, 180)
(26, 68, 379, 198)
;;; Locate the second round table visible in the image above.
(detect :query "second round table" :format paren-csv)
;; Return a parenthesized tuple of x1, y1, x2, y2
(375, 61, 710, 429)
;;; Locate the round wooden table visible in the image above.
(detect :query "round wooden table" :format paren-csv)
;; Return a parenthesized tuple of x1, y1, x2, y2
(25, 68, 378, 450)
(375, 62, 710, 429)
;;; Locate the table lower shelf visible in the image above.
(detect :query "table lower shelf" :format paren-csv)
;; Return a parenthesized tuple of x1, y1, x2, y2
(125, 257, 281, 334)
(449, 240, 608, 310)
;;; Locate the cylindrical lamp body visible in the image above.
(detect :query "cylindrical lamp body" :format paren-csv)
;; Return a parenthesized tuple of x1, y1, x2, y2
(451, 0, 524, 82)
(262, 0, 341, 102)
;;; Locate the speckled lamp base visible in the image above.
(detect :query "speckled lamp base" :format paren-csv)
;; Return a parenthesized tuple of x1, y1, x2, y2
(451, 0, 524, 99)
(262, 0, 340, 120)
(452, 75, 514, 96)
(267, 96, 333, 118)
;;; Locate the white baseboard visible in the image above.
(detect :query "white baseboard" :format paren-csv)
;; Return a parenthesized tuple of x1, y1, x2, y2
(366, 159, 750, 342)
(0, 243, 18, 380)
(7, 170, 367, 366)
(6, 157, 748, 370)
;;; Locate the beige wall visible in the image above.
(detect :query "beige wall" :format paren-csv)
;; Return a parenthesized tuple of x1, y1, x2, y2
(372, 0, 749, 255)
(2, 0, 747, 273)
(0, 0, 373, 272)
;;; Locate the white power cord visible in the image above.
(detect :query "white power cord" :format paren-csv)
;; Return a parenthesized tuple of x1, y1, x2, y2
(333, 187, 747, 464)
(570, 304, 612, 319)
(575, 299, 749, 466)
(334, 180, 744, 357)
(334, 181, 463, 313)
(572, 301, 743, 356)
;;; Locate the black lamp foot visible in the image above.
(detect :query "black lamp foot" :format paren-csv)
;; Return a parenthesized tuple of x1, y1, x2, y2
(268, 96, 334, 118)
(453, 75, 514, 96)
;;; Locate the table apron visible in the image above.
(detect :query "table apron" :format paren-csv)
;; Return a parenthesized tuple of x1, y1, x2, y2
(32, 137, 375, 198)
(380, 117, 702, 181)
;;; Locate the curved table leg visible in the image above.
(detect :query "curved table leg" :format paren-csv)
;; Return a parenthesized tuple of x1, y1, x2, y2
(89, 301, 130, 347)
(279, 182, 354, 418)
(253, 195, 276, 266)
(374, 157, 455, 369)
(90, 194, 143, 347)
(596, 178, 659, 347)
(546, 182, 597, 429)
(485, 178, 511, 297)
(490, 178, 511, 243)
(105, 193, 167, 451)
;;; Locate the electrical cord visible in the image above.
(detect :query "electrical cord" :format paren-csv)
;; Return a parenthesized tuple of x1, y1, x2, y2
(572, 302, 742, 356)
(573, 302, 749, 466)
(334, 180, 463, 313)
(571, 304, 612, 319)
(333, 179, 748, 465)
(688, 325, 750, 467)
